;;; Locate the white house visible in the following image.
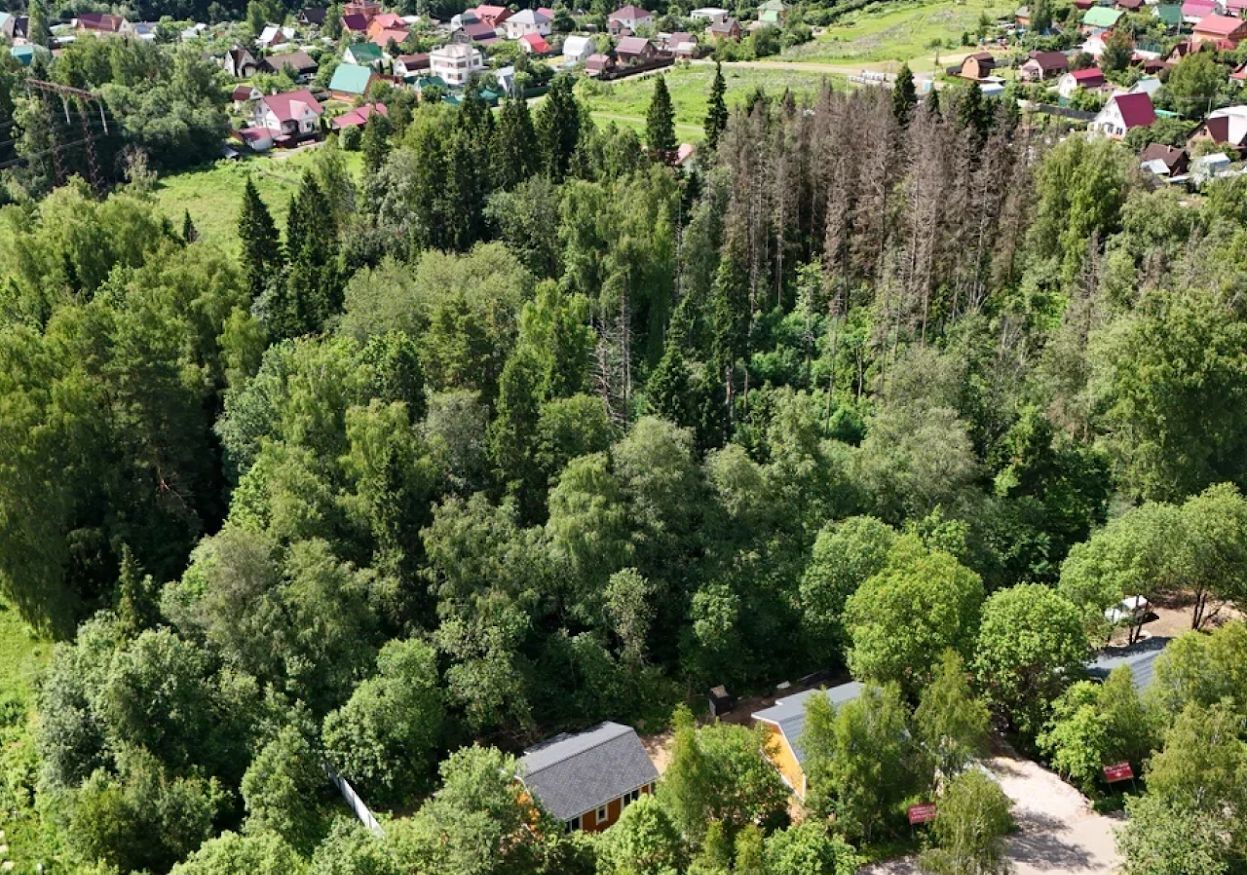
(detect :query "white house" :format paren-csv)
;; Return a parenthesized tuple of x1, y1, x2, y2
(504, 8, 551, 38)
(562, 34, 594, 63)
(1089, 92, 1156, 139)
(430, 42, 483, 86)
(1192, 152, 1232, 185)
(257, 23, 295, 48)
(690, 6, 730, 23)
(252, 89, 324, 142)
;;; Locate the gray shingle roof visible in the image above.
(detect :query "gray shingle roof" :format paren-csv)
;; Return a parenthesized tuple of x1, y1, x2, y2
(1086, 637, 1171, 692)
(518, 722, 659, 821)
(752, 681, 863, 765)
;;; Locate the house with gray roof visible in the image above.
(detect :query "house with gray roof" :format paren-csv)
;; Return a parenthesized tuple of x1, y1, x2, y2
(1086, 637, 1171, 693)
(517, 721, 658, 832)
(752, 681, 863, 798)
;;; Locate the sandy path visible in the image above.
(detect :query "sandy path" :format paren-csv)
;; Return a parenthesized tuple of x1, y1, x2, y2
(861, 756, 1121, 874)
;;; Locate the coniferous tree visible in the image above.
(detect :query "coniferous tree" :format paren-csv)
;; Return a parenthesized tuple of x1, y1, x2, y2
(536, 73, 580, 181)
(704, 62, 728, 152)
(892, 62, 917, 126)
(269, 173, 340, 339)
(238, 177, 281, 301)
(646, 75, 678, 162)
(182, 210, 197, 244)
(493, 98, 538, 189)
(360, 111, 392, 175)
(26, 0, 51, 47)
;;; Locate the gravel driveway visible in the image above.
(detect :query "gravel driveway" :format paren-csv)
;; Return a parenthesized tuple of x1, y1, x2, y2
(861, 755, 1122, 874)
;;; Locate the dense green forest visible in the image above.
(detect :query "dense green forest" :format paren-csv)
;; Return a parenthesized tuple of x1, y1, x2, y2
(3, 65, 1247, 874)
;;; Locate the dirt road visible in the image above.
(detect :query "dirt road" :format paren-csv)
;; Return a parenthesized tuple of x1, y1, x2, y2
(861, 755, 1121, 874)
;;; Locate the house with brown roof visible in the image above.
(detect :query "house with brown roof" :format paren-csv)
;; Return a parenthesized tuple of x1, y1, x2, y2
(586, 53, 615, 76)
(76, 12, 131, 35)
(232, 84, 262, 109)
(299, 6, 327, 27)
(1019, 50, 1068, 81)
(453, 20, 500, 44)
(1139, 142, 1189, 177)
(262, 50, 318, 82)
(959, 51, 996, 80)
(615, 35, 657, 65)
(344, 0, 381, 20)
(1194, 13, 1247, 44)
(395, 52, 430, 78)
(708, 17, 742, 40)
(342, 12, 370, 32)
(664, 31, 698, 56)
(223, 44, 259, 78)
(1188, 105, 1247, 155)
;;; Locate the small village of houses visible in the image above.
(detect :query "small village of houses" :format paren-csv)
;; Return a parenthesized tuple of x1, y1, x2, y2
(938, 0, 1247, 186)
(1, 0, 788, 157)
(505, 609, 1168, 839)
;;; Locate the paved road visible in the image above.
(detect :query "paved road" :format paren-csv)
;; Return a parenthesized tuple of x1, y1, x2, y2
(861, 755, 1122, 875)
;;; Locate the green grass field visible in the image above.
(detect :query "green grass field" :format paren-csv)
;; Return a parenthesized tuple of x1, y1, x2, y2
(577, 64, 841, 141)
(779, 0, 1014, 69)
(153, 147, 364, 250)
(0, 596, 53, 871)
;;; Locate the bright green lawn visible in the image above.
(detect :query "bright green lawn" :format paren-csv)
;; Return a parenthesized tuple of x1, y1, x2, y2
(781, 0, 1014, 67)
(577, 64, 840, 141)
(153, 147, 363, 250)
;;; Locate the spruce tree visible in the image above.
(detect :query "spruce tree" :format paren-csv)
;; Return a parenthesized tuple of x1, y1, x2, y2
(704, 62, 728, 152)
(238, 177, 281, 301)
(956, 82, 991, 148)
(536, 73, 580, 181)
(270, 173, 340, 339)
(646, 74, 677, 162)
(892, 62, 917, 127)
(360, 111, 392, 174)
(493, 98, 538, 189)
(182, 210, 197, 244)
(646, 305, 696, 428)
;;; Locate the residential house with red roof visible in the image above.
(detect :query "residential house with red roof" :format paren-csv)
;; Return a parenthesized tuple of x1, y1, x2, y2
(1228, 0, 1247, 17)
(1193, 12, 1247, 44)
(344, 0, 381, 20)
(332, 102, 388, 130)
(342, 12, 370, 32)
(475, 4, 512, 27)
(518, 32, 551, 54)
(1181, 0, 1217, 22)
(1058, 66, 1107, 99)
(1090, 91, 1156, 138)
(608, 4, 653, 33)
(252, 89, 324, 146)
(232, 84, 262, 109)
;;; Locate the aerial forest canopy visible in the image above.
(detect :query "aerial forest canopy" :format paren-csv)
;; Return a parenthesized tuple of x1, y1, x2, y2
(3, 76, 1247, 873)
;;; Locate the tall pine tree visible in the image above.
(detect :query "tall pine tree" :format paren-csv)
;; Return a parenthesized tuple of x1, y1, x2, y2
(704, 62, 728, 152)
(646, 74, 677, 163)
(238, 177, 281, 301)
(892, 62, 917, 127)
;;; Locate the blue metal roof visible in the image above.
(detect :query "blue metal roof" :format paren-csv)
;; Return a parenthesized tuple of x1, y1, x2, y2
(1086, 637, 1172, 692)
(752, 681, 863, 765)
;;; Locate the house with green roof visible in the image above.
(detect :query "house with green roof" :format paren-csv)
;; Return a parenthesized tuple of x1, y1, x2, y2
(343, 41, 384, 67)
(329, 62, 375, 99)
(757, 0, 787, 24)
(1081, 6, 1122, 30)
(1154, 4, 1183, 29)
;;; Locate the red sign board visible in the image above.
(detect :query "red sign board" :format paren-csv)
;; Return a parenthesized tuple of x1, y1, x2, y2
(908, 803, 938, 825)
(1103, 762, 1134, 783)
